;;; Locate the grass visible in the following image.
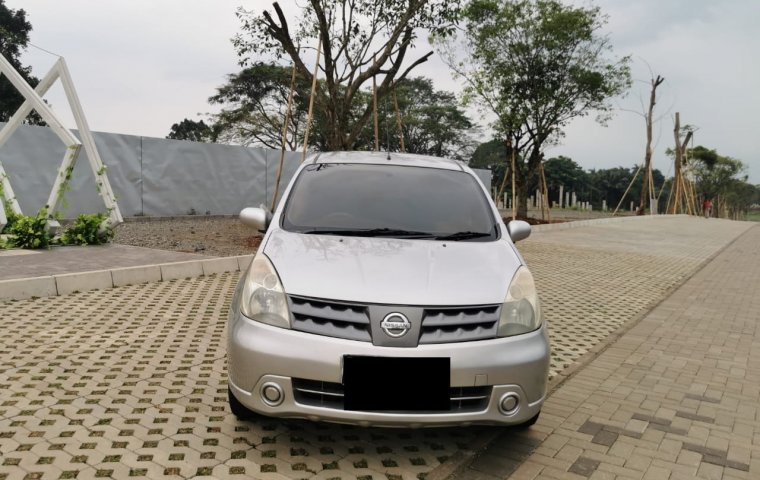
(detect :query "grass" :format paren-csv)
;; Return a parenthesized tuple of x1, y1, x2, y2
(746, 211, 760, 222)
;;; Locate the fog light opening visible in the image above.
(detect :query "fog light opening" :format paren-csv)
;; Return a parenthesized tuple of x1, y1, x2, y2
(261, 382, 284, 406)
(499, 393, 520, 416)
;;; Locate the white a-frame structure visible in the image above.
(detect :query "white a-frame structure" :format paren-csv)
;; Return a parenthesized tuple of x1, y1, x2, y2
(0, 53, 122, 228)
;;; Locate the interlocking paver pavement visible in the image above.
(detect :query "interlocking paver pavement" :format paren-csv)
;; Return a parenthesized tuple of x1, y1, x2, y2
(522, 217, 753, 377)
(461, 223, 760, 479)
(0, 217, 753, 479)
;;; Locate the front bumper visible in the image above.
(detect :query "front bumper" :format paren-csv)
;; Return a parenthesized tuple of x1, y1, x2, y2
(228, 312, 550, 426)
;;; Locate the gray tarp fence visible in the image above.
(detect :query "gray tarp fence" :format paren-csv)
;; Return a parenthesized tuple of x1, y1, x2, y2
(0, 123, 490, 217)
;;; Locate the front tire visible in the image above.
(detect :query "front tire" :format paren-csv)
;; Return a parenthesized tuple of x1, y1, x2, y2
(514, 411, 540, 429)
(228, 387, 255, 420)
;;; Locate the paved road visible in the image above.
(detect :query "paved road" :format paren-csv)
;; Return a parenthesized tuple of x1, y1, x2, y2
(460, 223, 760, 479)
(0, 217, 753, 479)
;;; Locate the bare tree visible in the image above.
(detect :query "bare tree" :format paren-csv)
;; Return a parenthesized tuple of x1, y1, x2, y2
(638, 75, 664, 213)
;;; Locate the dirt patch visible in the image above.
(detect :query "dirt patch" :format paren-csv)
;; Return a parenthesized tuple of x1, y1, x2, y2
(502, 216, 566, 225)
(114, 217, 262, 257)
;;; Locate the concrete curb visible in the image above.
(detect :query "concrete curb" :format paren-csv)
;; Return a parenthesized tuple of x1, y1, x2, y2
(0, 254, 254, 302)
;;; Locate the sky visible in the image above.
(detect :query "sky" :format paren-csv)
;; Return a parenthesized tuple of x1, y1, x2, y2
(5, 0, 759, 183)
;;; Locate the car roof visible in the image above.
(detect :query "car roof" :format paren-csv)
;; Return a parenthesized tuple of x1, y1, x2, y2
(307, 151, 466, 172)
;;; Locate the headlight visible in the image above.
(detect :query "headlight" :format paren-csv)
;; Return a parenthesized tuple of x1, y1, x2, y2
(497, 266, 541, 337)
(239, 254, 290, 329)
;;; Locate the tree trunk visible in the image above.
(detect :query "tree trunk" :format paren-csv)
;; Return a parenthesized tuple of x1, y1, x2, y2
(639, 75, 664, 213)
(515, 146, 543, 218)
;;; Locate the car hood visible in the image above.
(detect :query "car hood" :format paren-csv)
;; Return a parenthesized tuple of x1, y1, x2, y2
(262, 229, 521, 305)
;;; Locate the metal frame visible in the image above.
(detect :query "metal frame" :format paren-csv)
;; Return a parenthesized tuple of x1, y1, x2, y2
(0, 195, 6, 231)
(0, 54, 122, 226)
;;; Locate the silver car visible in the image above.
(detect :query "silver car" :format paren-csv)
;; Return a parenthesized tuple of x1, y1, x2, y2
(227, 151, 549, 427)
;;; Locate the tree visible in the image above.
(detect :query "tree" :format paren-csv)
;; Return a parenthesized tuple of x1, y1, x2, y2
(207, 66, 476, 158)
(470, 139, 506, 186)
(233, 1, 463, 151)
(543, 156, 587, 201)
(209, 63, 314, 150)
(0, 0, 42, 124)
(166, 119, 216, 143)
(352, 77, 476, 159)
(588, 166, 665, 212)
(439, 0, 630, 217)
(687, 146, 755, 217)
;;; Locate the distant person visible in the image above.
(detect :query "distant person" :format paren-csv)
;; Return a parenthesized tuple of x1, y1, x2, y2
(703, 198, 712, 218)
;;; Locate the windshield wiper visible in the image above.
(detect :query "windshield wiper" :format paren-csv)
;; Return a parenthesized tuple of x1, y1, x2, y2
(301, 228, 434, 238)
(435, 231, 493, 241)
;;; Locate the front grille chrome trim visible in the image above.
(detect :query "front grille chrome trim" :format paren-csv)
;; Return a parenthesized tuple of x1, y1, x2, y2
(292, 378, 492, 413)
(289, 295, 372, 342)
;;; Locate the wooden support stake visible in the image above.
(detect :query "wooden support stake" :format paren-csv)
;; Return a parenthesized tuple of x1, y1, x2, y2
(302, 39, 321, 162)
(372, 56, 379, 152)
(392, 83, 405, 153)
(511, 144, 517, 220)
(540, 161, 551, 223)
(612, 164, 642, 216)
(271, 64, 298, 211)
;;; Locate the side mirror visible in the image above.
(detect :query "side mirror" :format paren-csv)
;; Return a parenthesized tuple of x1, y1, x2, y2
(507, 220, 531, 242)
(240, 207, 271, 232)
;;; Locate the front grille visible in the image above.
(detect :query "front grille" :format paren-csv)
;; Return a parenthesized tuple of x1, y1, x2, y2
(289, 295, 371, 342)
(419, 305, 500, 344)
(292, 378, 492, 413)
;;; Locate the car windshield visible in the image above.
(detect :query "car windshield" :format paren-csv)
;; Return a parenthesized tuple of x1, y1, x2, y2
(281, 163, 498, 241)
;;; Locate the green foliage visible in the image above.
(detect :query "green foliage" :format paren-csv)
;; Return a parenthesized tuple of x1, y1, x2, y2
(6, 209, 51, 249)
(1, 210, 20, 234)
(543, 156, 588, 191)
(470, 139, 506, 170)
(353, 77, 476, 159)
(0, 0, 43, 124)
(208, 63, 312, 149)
(167, 118, 217, 143)
(0, 175, 19, 233)
(683, 147, 759, 216)
(61, 213, 114, 246)
(587, 166, 665, 211)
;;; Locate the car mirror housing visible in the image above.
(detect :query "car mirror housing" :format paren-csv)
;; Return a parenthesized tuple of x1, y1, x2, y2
(507, 220, 531, 242)
(240, 207, 271, 232)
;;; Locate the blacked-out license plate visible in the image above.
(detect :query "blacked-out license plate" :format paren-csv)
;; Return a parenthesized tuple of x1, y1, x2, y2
(343, 356, 450, 411)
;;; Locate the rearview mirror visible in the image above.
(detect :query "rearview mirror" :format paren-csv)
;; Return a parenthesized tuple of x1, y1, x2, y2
(240, 207, 271, 232)
(507, 220, 531, 242)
